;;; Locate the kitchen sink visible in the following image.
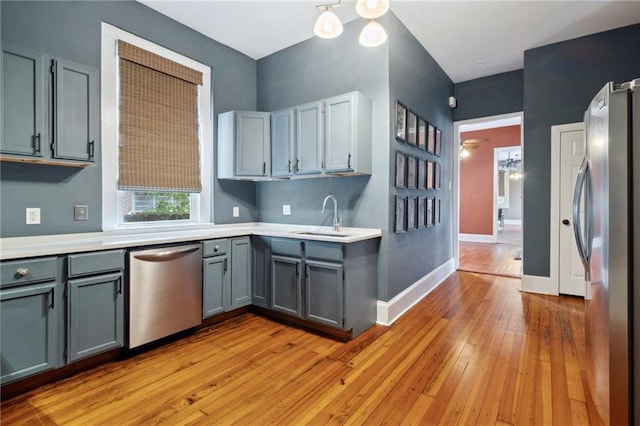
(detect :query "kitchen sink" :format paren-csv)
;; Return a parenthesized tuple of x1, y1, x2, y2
(293, 231, 353, 238)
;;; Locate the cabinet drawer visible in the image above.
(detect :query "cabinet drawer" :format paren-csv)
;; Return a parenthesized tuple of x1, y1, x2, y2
(67, 250, 125, 277)
(271, 238, 303, 257)
(203, 239, 230, 257)
(306, 241, 343, 263)
(1, 257, 57, 287)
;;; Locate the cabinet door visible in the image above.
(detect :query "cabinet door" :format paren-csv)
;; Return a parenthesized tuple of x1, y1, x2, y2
(203, 255, 229, 318)
(305, 260, 344, 329)
(67, 273, 124, 362)
(251, 236, 270, 308)
(1, 44, 46, 156)
(296, 101, 324, 174)
(230, 237, 251, 309)
(235, 111, 270, 176)
(271, 109, 295, 177)
(271, 255, 302, 317)
(0, 282, 59, 383)
(324, 93, 355, 172)
(52, 58, 97, 161)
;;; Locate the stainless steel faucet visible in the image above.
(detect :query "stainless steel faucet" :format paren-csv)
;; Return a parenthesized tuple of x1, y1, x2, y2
(322, 195, 341, 231)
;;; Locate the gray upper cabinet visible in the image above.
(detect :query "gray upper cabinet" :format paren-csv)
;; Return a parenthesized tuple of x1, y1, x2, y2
(1, 44, 46, 157)
(296, 101, 324, 174)
(52, 59, 97, 162)
(324, 92, 371, 174)
(218, 111, 270, 179)
(66, 250, 125, 362)
(271, 109, 295, 177)
(0, 257, 62, 384)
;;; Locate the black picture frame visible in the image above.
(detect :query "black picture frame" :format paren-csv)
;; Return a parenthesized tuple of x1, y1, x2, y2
(395, 101, 407, 141)
(417, 159, 426, 190)
(426, 161, 434, 190)
(407, 111, 417, 146)
(427, 123, 435, 154)
(434, 162, 441, 190)
(435, 128, 442, 156)
(395, 151, 406, 188)
(406, 155, 417, 189)
(418, 197, 426, 228)
(426, 197, 434, 227)
(395, 196, 407, 233)
(434, 198, 441, 225)
(407, 196, 417, 230)
(418, 118, 427, 150)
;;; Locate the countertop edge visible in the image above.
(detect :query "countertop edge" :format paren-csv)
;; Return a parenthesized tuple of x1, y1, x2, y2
(0, 223, 382, 260)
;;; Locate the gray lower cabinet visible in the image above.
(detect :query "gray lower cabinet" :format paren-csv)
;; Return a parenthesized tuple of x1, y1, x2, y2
(66, 250, 125, 362)
(304, 259, 344, 329)
(202, 237, 250, 318)
(251, 236, 271, 308)
(271, 254, 303, 317)
(0, 257, 63, 384)
(1, 43, 46, 156)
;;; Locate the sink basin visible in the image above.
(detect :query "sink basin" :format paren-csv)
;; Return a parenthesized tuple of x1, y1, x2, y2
(293, 231, 353, 238)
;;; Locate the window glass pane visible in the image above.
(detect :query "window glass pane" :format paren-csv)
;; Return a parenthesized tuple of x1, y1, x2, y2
(120, 191, 192, 223)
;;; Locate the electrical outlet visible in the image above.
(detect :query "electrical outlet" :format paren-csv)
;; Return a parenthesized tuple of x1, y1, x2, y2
(232, 206, 240, 217)
(75, 205, 89, 221)
(26, 208, 41, 225)
(283, 205, 291, 215)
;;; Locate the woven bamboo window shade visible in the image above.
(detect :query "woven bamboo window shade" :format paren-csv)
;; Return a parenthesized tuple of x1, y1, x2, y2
(118, 40, 203, 193)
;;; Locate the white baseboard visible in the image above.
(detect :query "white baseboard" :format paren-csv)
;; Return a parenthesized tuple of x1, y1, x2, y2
(459, 233, 496, 243)
(503, 219, 522, 225)
(521, 274, 557, 295)
(376, 258, 455, 326)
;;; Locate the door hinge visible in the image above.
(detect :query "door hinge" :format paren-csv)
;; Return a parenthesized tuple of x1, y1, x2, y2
(50, 142, 55, 153)
(50, 62, 56, 74)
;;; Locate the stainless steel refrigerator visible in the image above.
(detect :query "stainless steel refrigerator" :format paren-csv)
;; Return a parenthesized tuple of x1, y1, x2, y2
(573, 78, 638, 425)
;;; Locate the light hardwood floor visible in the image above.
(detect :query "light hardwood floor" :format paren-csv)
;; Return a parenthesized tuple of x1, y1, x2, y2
(459, 242, 522, 277)
(0, 271, 598, 425)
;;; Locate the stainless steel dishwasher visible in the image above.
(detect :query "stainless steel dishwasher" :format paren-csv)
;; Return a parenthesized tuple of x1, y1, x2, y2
(128, 244, 202, 348)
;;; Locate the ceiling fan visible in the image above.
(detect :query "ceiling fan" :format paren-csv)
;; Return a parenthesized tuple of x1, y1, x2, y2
(459, 138, 488, 157)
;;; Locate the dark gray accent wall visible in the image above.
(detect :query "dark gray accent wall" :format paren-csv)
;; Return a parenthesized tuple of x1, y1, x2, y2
(453, 70, 523, 121)
(522, 23, 640, 277)
(256, 17, 392, 299)
(0, 1, 258, 237)
(387, 14, 454, 300)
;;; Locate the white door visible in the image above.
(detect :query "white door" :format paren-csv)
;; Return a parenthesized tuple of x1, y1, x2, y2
(559, 129, 586, 296)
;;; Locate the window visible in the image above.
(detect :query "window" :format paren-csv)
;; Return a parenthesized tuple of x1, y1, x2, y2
(101, 23, 212, 230)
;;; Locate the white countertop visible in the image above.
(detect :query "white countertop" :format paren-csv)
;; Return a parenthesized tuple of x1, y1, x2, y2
(0, 223, 382, 260)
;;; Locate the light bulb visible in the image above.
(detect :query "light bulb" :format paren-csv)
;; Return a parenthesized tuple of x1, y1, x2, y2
(314, 9, 343, 39)
(356, 0, 390, 19)
(359, 19, 387, 47)
(460, 148, 470, 158)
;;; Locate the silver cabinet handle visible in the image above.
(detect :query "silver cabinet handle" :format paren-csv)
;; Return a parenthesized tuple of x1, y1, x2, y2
(16, 268, 29, 277)
(133, 246, 200, 262)
(572, 156, 591, 280)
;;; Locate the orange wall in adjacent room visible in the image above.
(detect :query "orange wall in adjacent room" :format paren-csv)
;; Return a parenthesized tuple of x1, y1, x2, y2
(460, 125, 521, 235)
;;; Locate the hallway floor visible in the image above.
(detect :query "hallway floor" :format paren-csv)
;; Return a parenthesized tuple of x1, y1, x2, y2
(459, 225, 523, 277)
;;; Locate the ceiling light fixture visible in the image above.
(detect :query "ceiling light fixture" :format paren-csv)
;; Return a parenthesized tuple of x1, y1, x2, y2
(359, 19, 387, 47)
(355, 0, 389, 19)
(314, 0, 343, 39)
(460, 146, 471, 159)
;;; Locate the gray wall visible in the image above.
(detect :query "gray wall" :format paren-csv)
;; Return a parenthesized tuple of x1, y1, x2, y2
(453, 70, 523, 122)
(387, 14, 454, 300)
(522, 23, 640, 277)
(0, 0, 258, 237)
(256, 16, 391, 299)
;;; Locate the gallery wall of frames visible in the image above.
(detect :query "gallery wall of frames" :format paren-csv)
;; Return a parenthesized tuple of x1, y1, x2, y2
(394, 100, 443, 233)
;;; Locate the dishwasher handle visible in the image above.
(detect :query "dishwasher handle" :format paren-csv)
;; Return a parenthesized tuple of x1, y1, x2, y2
(132, 246, 200, 262)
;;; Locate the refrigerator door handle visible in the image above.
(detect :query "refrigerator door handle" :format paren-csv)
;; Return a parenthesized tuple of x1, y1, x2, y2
(572, 156, 591, 280)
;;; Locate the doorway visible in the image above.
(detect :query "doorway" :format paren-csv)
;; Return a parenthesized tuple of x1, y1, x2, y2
(453, 112, 523, 277)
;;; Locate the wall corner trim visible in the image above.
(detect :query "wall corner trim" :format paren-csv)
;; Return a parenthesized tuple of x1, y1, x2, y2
(376, 258, 455, 326)
(520, 274, 557, 295)
(458, 233, 497, 243)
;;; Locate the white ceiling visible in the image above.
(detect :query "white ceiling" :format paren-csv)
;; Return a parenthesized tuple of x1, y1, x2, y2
(139, 0, 640, 83)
